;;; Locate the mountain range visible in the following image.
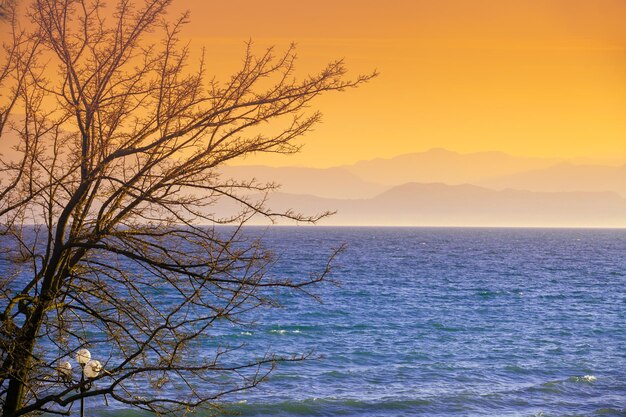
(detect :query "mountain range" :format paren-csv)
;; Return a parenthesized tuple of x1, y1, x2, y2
(219, 149, 626, 227)
(342, 148, 561, 186)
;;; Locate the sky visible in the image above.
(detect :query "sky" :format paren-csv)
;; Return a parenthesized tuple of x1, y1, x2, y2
(0, 0, 623, 225)
(167, 0, 626, 167)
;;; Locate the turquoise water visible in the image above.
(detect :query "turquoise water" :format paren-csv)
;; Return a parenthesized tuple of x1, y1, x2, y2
(34, 227, 626, 415)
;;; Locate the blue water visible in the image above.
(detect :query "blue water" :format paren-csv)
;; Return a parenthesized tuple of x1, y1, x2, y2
(217, 227, 626, 417)
(28, 227, 626, 416)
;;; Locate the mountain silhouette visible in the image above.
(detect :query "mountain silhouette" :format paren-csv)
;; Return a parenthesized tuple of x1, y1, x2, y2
(216, 149, 626, 227)
(478, 163, 626, 197)
(340, 148, 561, 185)
(220, 165, 387, 199)
(256, 183, 626, 227)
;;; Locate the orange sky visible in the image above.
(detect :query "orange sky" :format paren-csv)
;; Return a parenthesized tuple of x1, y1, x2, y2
(164, 0, 625, 167)
(3, 1, 624, 168)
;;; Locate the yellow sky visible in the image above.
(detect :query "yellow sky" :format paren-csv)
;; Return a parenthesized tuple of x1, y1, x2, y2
(165, 0, 626, 167)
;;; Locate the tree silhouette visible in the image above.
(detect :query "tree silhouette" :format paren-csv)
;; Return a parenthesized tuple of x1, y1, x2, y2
(0, 0, 374, 415)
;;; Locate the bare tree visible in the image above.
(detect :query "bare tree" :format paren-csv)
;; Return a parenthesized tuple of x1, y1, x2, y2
(0, 0, 374, 415)
(0, 1, 16, 22)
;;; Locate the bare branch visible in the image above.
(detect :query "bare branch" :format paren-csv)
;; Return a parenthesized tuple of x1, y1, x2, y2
(0, 0, 374, 415)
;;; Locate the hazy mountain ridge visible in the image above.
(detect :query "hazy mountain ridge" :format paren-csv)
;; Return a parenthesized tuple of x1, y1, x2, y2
(224, 148, 625, 198)
(477, 163, 626, 197)
(341, 148, 563, 186)
(260, 183, 626, 227)
(220, 149, 626, 226)
(219, 165, 387, 199)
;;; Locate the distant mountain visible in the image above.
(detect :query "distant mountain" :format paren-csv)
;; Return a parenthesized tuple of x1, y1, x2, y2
(477, 163, 626, 197)
(215, 150, 626, 227)
(221, 150, 626, 200)
(341, 148, 561, 186)
(253, 183, 626, 227)
(219, 165, 387, 199)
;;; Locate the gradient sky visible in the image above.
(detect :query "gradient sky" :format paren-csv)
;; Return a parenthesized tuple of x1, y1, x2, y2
(4, 1, 623, 168)
(165, 0, 626, 167)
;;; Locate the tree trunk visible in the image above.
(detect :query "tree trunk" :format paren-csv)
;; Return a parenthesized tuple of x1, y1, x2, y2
(2, 376, 25, 417)
(2, 305, 46, 417)
(2, 345, 31, 417)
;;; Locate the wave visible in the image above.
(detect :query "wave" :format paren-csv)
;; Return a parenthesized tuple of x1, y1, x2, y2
(568, 374, 597, 383)
(269, 329, 302, 335)
(223, 397, 433, 416)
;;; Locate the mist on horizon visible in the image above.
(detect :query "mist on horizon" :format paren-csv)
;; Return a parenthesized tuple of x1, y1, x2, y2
(217, 148, 626, 228)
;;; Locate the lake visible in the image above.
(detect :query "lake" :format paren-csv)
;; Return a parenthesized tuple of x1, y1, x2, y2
(33, 227, 626, 416)
(217, 227, 626, 416)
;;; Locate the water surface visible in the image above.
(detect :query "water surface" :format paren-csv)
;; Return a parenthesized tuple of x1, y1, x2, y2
(43, 227, 626, 416)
